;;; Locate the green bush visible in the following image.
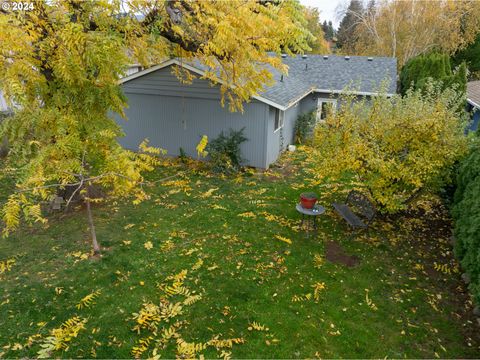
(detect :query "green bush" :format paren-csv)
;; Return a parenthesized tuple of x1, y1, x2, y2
(294, 110, 316, 144)
(206, 128, 247, 174)
(400, 53, 467, 96)
(453, 143, 480, 304)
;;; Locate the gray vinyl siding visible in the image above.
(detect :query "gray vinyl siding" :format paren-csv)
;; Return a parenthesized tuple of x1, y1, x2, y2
(264, 92, 323, 167)
(299, 92, 318, 114)
(122, 67, 222, 100)
(117, 66, 269, 168)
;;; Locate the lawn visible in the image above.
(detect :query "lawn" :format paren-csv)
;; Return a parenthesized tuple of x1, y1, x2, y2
(0, 150, 478, 358)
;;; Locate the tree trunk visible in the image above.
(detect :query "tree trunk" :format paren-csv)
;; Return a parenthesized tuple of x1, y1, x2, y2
(85, 189, 100, 254)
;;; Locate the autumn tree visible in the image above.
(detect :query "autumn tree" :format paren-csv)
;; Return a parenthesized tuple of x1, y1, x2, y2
(0, 0, 311, 252)
(302, 6, 328, 54)
(308, 82, 468, 213)
(345, 0, 480, 68)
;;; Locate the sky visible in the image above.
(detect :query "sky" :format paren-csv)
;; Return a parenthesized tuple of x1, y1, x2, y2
(299, 0, 346, 27)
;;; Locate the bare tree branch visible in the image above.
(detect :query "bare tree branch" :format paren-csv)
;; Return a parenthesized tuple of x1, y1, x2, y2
(15, 171, 184, 195)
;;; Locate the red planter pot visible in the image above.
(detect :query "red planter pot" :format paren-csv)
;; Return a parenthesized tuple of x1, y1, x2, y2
(300, 192, 318, 209)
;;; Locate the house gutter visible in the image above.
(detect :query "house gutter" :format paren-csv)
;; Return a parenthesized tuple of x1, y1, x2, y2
(467, 98, 480, 110)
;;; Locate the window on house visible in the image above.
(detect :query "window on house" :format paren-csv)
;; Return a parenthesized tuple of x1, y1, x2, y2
(316, 99, 337, 122)
(274, 108, 284, 131)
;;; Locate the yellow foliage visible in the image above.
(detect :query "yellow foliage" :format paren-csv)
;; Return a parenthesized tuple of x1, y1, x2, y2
(208, 337, 245, 349)
(37, 316, 87, 358)
(2, 195, 21, 237)
(132, 303, 161, 333)
(196, 135, 209, 158)
(163, 179, 192, 194)
(183, 294, 202, 306)
(166, 269, 188, 283)
(434, 262, 455, 275)
(237, 211, 256, 218)
(176, 337, 207, 358)
(55, 287, 64, 295)
(200, 188, 218, 198)
(67, 251, 90, 262)
(248, 321, 269, 331)
(365, 289, 378, 311)
(313, 253, 324, 269)
(260, 211, 297, 230)
(131, 336, 153, 358)
(191, 258, 204, 271)
(160, 240, 175, 252)
(164, 284, 191, 298)
(160, 302, 183, 322)
(211, 204, 227, 210)
(292, 293, 312, 302)
(129, 267, 248, 358)
(0, 258, 15, 275)
(274, 235, 292, 245)
(312, 282, 326, 301)
(76, 290, 101, 309)
(309, 85, 467, 213)
(161, 324, 180, 342)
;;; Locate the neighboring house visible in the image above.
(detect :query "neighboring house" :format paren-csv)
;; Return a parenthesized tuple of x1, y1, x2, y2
(467, 81, 480, 132)
(123, 55, 397, 168)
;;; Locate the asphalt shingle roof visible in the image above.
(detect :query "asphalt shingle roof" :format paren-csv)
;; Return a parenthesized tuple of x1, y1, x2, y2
(467, 81, 480, 108)
(190, 54, 397, 108)
(263, 55, 397, 107)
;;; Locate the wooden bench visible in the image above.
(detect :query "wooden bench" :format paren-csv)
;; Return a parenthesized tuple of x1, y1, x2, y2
(332, 190, 376, 229)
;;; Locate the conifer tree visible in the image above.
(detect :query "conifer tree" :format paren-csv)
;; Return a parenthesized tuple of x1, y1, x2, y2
(400, 53, 467, 96)
(336, 0, 363, 51)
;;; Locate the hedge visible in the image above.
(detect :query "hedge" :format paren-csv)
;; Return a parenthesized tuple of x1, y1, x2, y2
(453, 143, 480, 304)
(400, 53, 467, 96)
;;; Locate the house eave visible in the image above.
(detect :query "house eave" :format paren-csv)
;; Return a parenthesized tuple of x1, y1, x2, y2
(467, 98, 480, 110)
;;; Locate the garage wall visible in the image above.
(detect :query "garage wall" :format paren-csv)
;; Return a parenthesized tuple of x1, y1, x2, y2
(116, 66, 269, 168)
(264, 92, 321, 167)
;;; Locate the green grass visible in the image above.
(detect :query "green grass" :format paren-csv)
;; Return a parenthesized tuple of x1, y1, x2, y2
(0, 153, 478, 358)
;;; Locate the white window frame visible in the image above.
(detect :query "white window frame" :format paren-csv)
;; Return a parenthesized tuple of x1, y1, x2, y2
(274, 108, 284, 132)
(316, 98, 337, 122)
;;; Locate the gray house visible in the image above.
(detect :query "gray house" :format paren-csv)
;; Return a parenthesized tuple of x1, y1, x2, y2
(117, 55, 397, 169)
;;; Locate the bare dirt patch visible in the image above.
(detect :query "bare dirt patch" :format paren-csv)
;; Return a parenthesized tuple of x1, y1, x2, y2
(325, 240, 360, 267)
